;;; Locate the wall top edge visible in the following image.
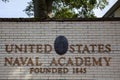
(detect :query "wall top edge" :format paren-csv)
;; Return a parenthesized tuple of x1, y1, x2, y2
(0, 18, 120, 22)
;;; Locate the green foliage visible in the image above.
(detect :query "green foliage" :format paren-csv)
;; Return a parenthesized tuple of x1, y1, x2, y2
(2, 0, 108, 18)
(53, 7, 79, 18)
(24, 1, 34, 17)
(51, 0, 108, 18)
(52, 0, 97, 18)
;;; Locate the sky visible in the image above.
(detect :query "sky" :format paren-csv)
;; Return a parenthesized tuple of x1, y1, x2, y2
(0, 0, 118, 18)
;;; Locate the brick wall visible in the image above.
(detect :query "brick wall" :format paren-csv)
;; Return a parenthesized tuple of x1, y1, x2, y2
(0, 20, 120, 80)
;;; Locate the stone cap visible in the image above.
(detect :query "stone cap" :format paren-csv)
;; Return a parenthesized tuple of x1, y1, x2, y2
(0, 18, 120, 22)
